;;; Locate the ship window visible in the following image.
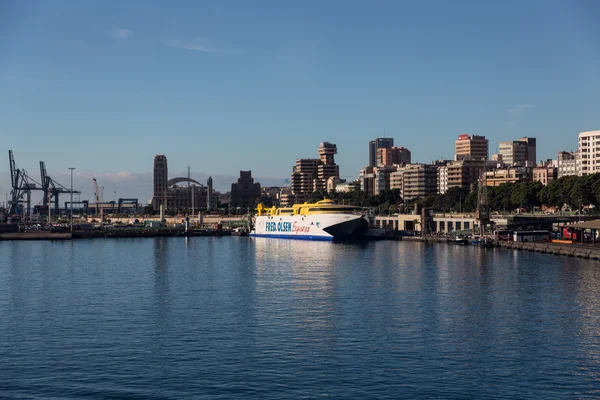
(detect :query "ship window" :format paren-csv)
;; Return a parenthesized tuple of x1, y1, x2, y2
(307, 207, 363, 212)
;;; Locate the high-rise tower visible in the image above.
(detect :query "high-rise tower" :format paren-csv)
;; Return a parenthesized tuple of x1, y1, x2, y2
(368, 138, 394, 167)
(152, 155, 168, 209)
(518, 137, 537, 165)
(207, 176, 214, 210)
(455, 134, 488, 162)
(317, 142, 339, 187)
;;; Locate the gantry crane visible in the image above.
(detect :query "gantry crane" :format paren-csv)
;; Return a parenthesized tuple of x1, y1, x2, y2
(93, 178, 104, 223)
(38, 160, 80, 219)
(8, 150, 43, 216)
(7, 151, 80, 220)
(8, 150, 22, 215)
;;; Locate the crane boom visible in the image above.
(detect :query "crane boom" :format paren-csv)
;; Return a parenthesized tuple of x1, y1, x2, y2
(8, 150, 23, 214)
(93, 178, 103, 223)
(40, 161, 49, 206)
(9, 150, 17, 188)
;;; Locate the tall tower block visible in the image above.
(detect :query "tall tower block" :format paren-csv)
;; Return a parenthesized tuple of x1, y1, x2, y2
(207, 176, 214, 210)
(152, 155, 168, 209)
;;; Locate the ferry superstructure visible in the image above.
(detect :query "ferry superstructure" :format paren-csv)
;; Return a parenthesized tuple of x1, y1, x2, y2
(250, 199, 369, 241)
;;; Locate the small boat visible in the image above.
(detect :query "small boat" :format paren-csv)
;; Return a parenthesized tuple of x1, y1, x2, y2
(231, 227, 249, 236)
(448, 236, 469, 245)
(479, 238, 495, 247)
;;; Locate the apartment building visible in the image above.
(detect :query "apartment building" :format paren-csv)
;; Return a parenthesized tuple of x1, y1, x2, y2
(376, 146, 411, 167)
(290, 142, 340, 201)
(497, 137, 536, 166)
(455, 134, 489, 161)
(402, 164, 438, 199)
(557, 151, 578, 178)
(578, 130, 600, 176)
(533, 166, 558, 186)
(498, 141, 528, 166)
(388, 164, 437, 200)
(447, 159, 483, 190)
(484, 167, 528, 187)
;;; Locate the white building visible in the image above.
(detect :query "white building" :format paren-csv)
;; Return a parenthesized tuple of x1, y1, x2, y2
(557, 151, 578, 178)
(328, 177, 360, 193)
(498, 141, 528, 166)
(437, 166, 448, 194)
(578, 130, 600, 176)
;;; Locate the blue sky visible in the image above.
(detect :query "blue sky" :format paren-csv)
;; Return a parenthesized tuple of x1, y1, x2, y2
(1, 0, 599, 199)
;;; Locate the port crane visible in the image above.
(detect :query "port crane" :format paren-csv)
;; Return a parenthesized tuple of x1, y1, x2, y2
(8, 150, 44, 216)
(9, 150, 25, 215)
(7, 151, 80, 220)
(38, 160, 80, 219)
(93, 178, 104, 223)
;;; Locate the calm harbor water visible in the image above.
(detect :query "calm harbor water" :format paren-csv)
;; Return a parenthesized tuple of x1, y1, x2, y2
(1, 238, 599, 399)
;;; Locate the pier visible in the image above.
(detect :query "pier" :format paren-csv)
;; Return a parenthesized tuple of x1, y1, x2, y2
(0, 229, 233, 241)
(494, 241, 600, 260)
(400, 235, 600, 260)
(2, 225, 600, 261)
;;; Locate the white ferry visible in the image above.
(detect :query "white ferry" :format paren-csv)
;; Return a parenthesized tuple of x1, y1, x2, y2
(250, 199, 369, 241)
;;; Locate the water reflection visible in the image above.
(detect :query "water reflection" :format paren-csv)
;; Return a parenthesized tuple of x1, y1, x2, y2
(573, 259, 600, 374)
(152, 238, 171, 340)
(252, 238, 338, 333)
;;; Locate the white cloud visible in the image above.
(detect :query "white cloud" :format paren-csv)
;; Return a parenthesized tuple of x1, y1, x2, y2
(508, 104, 532, 115)
(163, 38, 222, 53)
(111, 28, 133, 39)
(506, 104, 533, 130)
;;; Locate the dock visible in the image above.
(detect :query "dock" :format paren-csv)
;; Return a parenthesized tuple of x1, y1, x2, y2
(399, 235, 600, 260)
(0, 229, 232, 241)
(0, 232, 73, 241)
(494, 241, 600, 260)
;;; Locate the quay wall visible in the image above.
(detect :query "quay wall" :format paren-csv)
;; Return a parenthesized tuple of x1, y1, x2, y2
(401, 235, 600, 260)
(2, 230, 599, 260)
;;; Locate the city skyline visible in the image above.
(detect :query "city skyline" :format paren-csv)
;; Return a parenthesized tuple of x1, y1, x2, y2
(1, 1, 599, 201)
(0, 129, 592, 206)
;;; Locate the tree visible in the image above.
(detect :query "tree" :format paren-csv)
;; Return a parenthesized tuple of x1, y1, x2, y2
(307, 190, 326, 203)
(422, 195, 437, 208)
(463, 190, 478, 212)
(511, 181, 542, 212)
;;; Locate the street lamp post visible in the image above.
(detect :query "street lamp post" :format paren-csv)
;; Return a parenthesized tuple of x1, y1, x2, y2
(69, 167, 75, 234)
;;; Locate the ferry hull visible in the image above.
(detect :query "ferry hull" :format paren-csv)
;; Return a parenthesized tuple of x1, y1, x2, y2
(250, 214, 368, 241)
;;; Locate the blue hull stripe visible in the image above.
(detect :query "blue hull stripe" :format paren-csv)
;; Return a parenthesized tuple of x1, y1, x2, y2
(249, 233, 333, 241)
